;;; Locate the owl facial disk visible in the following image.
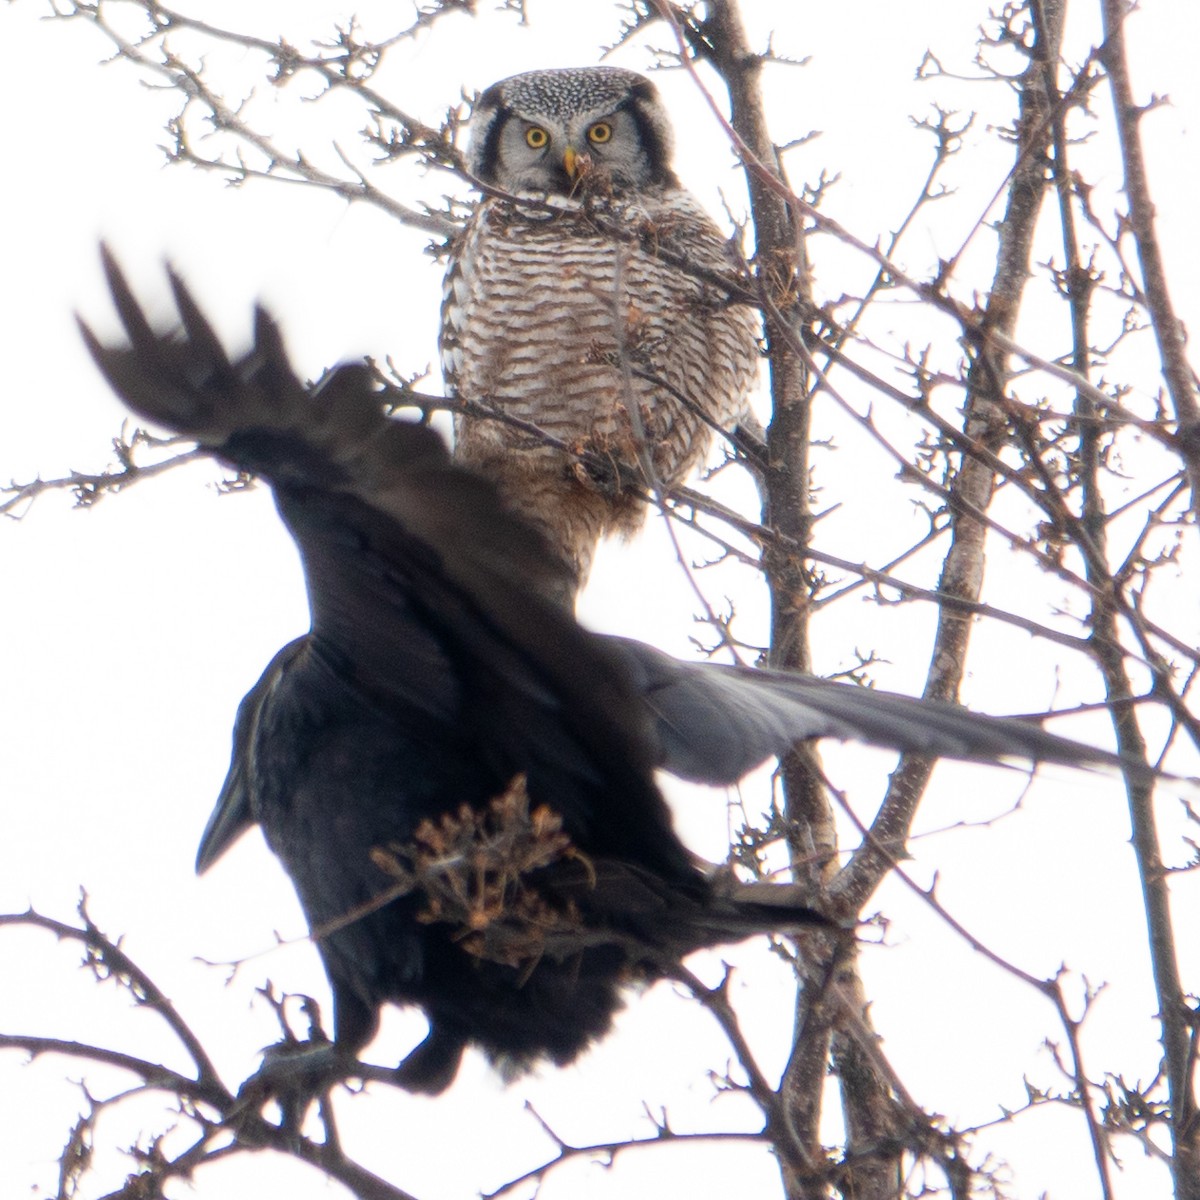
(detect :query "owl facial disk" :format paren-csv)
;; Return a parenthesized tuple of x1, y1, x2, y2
(467, 67, 678, 194)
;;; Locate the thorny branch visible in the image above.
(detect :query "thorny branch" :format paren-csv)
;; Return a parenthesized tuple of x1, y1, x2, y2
(0, 902, 422, 1200)
(1099, 0, 1200, 502)
(639, 1, 1195, 1197)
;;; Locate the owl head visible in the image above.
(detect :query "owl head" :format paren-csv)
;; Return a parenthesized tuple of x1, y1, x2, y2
(466, 66, 678, 196)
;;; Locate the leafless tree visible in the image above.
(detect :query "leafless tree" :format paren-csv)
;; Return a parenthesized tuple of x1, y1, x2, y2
(3, 1, 1197, 1198)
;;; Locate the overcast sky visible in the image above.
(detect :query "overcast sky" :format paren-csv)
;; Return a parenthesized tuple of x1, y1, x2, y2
(1, 2, 1197, 1197)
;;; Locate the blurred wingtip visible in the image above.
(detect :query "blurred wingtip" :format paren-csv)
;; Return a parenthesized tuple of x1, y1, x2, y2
(195, 770, 255, 875)
(252, 302, 287, 360)
(76, 312, 102, 365)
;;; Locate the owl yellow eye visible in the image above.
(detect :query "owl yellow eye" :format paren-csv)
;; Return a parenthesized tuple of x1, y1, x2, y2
(525, 126, 549, 149)
(587, 122, 613, 145)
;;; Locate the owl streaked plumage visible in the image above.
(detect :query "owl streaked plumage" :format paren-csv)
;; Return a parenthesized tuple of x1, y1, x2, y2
(441, 66, 760, 600)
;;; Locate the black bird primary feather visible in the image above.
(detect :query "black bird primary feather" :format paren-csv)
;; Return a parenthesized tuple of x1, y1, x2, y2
(82, 250, 1142, 1093)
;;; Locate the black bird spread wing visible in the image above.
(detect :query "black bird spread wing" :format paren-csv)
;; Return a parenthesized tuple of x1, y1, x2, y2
(82, 249, 1147, 1092)
(81, 251, 1141, 819)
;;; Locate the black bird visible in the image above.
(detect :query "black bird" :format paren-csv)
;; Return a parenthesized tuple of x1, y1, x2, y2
(82, 251, 1140, 1094)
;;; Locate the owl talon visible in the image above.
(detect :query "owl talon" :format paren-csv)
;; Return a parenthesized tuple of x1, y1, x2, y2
(571, 450, 620, 495)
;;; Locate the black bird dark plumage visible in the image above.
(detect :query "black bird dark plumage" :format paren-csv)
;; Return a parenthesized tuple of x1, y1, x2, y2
(82, 251, 1143, 1094)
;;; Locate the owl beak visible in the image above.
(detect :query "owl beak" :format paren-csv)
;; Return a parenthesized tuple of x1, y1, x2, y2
(563, 146, 590, 180)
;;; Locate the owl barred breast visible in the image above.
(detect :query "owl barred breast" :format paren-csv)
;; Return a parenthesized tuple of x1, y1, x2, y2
(441, 66, 760, 599)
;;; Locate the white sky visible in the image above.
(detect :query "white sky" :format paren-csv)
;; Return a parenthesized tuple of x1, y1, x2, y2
(1, 1, 1197, 1197)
